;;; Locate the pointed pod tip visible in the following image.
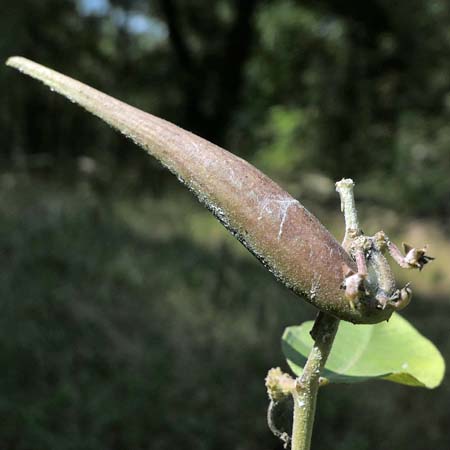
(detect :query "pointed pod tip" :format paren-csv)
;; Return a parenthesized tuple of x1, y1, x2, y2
(6, 56, 39, 76)
(6, 56, 24, 68)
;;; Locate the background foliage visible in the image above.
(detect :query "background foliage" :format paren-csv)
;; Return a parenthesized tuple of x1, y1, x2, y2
(1, 1, 449, 449)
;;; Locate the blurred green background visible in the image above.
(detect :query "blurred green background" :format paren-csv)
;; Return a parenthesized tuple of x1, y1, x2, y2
(1, 1, 449, 449)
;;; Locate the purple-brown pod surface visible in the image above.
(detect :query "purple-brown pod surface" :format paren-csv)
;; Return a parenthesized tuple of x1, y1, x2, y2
(6, 57, 393, 324)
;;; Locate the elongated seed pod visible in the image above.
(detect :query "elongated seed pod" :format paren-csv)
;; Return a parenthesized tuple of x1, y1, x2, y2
(6, 56, 392, 324)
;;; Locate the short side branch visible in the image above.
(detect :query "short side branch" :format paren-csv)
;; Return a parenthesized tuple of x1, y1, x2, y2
(335, 178, 361, 248)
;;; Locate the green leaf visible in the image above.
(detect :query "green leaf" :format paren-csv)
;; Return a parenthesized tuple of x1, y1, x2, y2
(282, 313, 445, 388)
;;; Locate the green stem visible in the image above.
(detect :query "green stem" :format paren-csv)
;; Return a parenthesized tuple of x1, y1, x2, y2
(290, 312, 340, 450)
(289, 179, 359, 449)
(335, 178, 361, 249)
(335, 179, 359, 232)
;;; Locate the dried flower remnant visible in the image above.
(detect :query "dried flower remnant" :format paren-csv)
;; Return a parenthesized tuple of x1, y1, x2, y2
(335, 179, 434, 313)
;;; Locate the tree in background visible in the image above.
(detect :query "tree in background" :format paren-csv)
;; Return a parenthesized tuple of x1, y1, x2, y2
(2, 0, 450, 216)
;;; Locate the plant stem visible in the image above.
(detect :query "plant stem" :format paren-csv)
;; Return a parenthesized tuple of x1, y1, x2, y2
(335, 178, 361, 249)
(290, 180, 358, 449)
(291, 312, 340, 450)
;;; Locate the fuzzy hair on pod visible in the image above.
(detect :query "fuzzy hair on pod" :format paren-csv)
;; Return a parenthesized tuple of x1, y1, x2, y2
(6, 56, 393, 324)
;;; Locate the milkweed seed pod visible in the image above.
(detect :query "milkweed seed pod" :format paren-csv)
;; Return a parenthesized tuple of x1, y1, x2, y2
(6, 56, 393, 324)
